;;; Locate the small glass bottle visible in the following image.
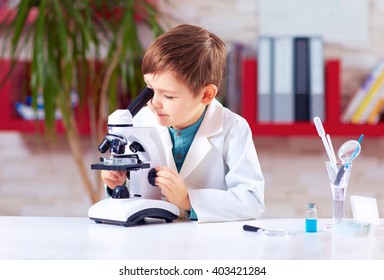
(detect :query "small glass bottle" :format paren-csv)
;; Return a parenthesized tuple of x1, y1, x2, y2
(305, 202, 318, 233)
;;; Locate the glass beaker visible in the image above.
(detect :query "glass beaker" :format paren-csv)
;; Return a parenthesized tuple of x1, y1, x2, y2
(325, 161, 353, 224)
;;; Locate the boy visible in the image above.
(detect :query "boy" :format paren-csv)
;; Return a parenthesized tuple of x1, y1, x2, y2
(101, 24, 265, 222)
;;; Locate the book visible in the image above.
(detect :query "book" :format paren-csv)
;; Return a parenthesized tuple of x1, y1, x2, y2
(351, 67, 384, 124)
(309, 37, 325, 121)
(294, 37, 310, 121)
(367, 96, 384, 124)
(257, 37, 273, 122)
(359, 80, 384, 123)
(272, 36, 294, 123)
(341, 60, 384, 123)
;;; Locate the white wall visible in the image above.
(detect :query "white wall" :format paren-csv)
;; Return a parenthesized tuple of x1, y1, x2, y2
(160, 0, 384, 102)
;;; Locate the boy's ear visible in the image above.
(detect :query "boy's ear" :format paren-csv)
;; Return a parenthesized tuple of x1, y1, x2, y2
(201, 84, 217, 105)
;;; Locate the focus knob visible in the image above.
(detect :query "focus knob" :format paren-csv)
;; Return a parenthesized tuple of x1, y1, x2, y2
(111, 186, 129, 199)
(147, 168, 157, 186)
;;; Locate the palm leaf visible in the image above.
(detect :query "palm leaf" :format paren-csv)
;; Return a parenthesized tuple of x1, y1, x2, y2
(0, 0, 169, 203)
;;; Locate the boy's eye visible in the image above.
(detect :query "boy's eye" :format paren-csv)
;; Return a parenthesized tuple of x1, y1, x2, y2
(164, 95, 174, 99)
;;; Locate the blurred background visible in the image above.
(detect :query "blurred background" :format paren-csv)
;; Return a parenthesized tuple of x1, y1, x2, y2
(1, 0, 384, 219)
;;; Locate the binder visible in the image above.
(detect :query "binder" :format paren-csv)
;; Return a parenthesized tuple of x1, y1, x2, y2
(272, 37, 294, 123)
(225, 43, 244, 114)
(309, 37, 325, 121)
(257, 37, 273, 122)
(294, 37, 310, 121)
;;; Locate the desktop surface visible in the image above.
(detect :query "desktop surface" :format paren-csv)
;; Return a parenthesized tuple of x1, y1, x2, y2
(0, 216, 383, 260)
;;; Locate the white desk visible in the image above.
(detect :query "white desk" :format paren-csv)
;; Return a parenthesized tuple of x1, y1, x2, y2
(0, 216, 383, 260)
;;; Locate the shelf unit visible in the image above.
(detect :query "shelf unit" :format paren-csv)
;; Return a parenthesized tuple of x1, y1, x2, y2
(241, 59, 384, 137)
(0, 59, 91, 135)
(2, 59, 384, 137)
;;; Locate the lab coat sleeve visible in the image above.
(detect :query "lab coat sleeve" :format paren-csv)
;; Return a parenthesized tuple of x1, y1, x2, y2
(188, 118, 265, 223)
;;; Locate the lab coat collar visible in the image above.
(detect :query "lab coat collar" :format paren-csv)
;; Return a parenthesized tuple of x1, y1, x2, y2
(180, 99, 224, 178)
(196, 99, 224, 138)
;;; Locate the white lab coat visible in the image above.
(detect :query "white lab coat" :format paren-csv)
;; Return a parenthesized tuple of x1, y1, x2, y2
(134, 99, 265, 223)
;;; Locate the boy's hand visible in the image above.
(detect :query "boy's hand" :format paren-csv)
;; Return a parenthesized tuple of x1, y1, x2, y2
(155, 166, 191, 211)
(101, 170, 127, 190)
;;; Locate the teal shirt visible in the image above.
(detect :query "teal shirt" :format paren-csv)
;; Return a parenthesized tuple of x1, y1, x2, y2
(168, 107, 207, 220)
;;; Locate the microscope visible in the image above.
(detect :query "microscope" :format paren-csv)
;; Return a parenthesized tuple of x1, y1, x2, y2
(88, 87, 179, 226)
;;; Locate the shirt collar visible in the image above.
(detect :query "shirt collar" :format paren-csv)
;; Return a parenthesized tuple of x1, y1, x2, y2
(168, 106, 208, 137)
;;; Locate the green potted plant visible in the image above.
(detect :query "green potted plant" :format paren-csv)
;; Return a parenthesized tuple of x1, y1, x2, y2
(0, 0, 169, 204)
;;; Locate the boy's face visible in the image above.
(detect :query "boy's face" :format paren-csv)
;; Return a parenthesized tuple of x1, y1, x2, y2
(144, 71, 207, 130)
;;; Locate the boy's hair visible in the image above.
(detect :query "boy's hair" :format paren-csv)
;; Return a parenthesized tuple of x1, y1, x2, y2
(142, 24, 227, 95)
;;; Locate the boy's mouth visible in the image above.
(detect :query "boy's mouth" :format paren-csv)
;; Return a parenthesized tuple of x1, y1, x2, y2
(156, 112, 168, 117)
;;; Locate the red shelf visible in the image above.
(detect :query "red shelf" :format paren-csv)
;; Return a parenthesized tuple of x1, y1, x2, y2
(248, 122, 384, 137)
(0, 59, 91, 135)
(0, 7, 38, 25)
(241, 59, 384, 137)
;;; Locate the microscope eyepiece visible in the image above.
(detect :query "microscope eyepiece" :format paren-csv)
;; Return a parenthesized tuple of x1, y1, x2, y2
(127, 87, 154, 117)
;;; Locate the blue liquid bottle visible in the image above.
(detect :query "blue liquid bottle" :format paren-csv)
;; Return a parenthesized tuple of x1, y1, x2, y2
(305, 202, 317, 233)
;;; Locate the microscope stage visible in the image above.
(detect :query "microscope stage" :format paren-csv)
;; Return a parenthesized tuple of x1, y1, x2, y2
(91, 162, 150, 171)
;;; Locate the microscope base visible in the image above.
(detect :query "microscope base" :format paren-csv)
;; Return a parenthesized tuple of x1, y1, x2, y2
(88, 197, 179, 227)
